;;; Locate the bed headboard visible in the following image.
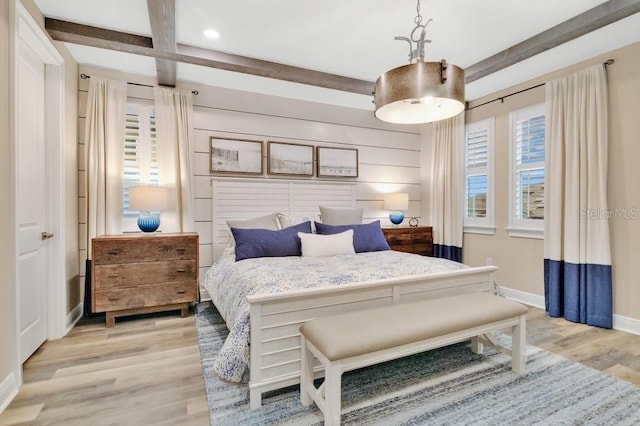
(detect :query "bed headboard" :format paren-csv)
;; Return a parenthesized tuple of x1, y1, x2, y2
(211, 177, 356, 260)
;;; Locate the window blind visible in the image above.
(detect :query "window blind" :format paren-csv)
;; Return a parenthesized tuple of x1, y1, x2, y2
(514, 112, 545, 221)
(123, 104, 158, 218)
(465, 127, 489, 219)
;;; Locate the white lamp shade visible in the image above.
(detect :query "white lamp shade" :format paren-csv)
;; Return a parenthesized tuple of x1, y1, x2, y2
(384, 193, 409, 211)
(129, 186, 169, 211)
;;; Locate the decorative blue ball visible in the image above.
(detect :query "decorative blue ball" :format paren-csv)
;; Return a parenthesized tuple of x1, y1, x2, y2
(137, 214, 160, 232)
(389, 212, 404, 225)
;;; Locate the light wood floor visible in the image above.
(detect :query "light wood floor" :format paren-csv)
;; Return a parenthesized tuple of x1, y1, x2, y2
(1, 305, 639, 425)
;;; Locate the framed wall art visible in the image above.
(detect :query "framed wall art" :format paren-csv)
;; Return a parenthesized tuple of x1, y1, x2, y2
(267, 141, 314, 176)
(210, 137, 263, 175)
(316, 146, 359, 178)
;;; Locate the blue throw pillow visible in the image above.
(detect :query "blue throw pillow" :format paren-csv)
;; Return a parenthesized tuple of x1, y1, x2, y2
(231, 221, 312, 261)
(314, 220, 390, 253)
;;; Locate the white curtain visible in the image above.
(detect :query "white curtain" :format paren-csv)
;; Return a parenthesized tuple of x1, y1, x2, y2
(544, 64, 612, 328)
(430, 112, 465, 262)
(154, 87, 196, 233)
(85, 77, 126, 257)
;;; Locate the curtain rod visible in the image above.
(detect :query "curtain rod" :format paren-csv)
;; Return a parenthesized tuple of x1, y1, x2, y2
(465, 59, 614, 112)
(80, 73, 199, 95)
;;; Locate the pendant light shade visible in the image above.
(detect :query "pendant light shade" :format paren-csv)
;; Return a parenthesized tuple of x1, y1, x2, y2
(374, 60, 465, 124)
(374, 0, 465, 124)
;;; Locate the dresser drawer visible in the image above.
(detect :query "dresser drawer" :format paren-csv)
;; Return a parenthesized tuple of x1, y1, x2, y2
(94, 281, 197, 312)
(93, 260, 197, 289)
(92, 236, 198, 265)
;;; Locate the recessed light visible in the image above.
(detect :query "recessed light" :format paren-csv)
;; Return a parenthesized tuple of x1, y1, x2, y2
(203, 29, 220, 40)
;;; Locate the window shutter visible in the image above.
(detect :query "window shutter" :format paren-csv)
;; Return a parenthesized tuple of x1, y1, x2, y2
(516, 114, 545, 165)
(512, 108, 545, 224)
(465, 128, 489, 219)
(122, 103, 159, 220)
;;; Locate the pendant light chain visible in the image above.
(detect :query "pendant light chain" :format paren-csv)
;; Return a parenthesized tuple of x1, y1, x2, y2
(396, 0, 433, 63)
(414, 0, 423, 25)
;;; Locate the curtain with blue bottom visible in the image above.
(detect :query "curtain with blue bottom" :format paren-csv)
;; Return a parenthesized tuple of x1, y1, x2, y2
(544, 64, 612, 328)
(433, 245, 462, 263)
(544, 259, 612, 328)
(430, 113, 464, 263)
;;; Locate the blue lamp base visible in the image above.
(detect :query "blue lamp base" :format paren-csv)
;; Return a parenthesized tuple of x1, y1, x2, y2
(137, 213, 160, 232)
(389, 211, 404, 225)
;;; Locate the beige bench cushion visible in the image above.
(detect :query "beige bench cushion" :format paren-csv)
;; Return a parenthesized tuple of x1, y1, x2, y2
(300, 292, 528, 361)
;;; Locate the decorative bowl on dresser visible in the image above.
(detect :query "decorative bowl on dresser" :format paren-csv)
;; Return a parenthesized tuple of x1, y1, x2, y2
(91, 232, 199, 327)
(382, 226, 433, 256)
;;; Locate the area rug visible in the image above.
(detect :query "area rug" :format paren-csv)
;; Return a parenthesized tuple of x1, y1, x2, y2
(196, 302, 640, 425)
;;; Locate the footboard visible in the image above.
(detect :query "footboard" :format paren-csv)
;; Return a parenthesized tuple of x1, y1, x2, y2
(246, 265, 497, 408)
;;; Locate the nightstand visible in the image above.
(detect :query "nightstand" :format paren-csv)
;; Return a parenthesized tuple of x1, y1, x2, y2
(91, 232, 199, 327)
(382, 226, 433, 256)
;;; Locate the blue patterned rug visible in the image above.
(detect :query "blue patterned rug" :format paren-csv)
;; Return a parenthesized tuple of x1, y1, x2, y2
(196, 302, 640, 425)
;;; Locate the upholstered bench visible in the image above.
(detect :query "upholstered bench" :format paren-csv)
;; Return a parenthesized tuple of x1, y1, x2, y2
(299, 292, 529, 426)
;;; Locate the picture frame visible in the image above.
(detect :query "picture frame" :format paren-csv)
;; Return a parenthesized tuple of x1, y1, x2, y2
(316, 146, 359, 178)
(210, 137, 263, 175)
(267, 141, 314, 176)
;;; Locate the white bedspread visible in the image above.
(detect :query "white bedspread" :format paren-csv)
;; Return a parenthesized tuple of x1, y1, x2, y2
(201, 250, 468, 382)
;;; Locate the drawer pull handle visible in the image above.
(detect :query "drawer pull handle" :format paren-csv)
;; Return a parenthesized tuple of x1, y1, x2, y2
(176, 268, 186, 273)
(176, 290, 186, 294)
(176, 248, 186, 253)
(108, 296, 121, 301)
(108, 250, 119, 255)
(107, 274, 119, 278)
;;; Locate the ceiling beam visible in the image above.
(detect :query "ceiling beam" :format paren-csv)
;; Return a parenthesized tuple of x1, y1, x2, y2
(465, 0, 640, 83)
(45, 18, 374, 96)
(146, 0, 176, 87)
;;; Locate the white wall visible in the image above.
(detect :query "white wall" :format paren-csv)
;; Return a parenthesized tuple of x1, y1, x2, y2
(76, 65, 424, 289)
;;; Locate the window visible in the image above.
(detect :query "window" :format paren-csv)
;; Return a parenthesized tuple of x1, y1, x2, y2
(508, 104, 545, 238)
(464, 117, 495, 234)
(123, 101, 159, 231)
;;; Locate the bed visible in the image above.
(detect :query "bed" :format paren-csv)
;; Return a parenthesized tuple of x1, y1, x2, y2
(204, 178, 498, 408)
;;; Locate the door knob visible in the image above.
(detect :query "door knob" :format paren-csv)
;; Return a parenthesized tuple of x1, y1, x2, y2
(41, 232, 54, 240)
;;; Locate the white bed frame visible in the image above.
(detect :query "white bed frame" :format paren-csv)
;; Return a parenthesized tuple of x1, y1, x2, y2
(209, 178, 497, 409)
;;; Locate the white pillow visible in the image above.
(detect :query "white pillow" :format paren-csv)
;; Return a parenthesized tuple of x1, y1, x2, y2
(318, 206, 363, 225)
(298, 230, 355, 257)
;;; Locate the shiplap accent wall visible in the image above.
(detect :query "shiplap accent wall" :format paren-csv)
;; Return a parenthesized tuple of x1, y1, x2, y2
(211, 179, 357, 260)
(76, 65, 423, 283)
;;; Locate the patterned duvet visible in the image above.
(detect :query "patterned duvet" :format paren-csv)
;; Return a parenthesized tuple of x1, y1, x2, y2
(201, 250, 468, 383)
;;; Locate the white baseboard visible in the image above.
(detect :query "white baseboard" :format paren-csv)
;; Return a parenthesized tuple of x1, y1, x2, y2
(0, 372, 18, 414)
(612, 314, 640, 336)
(65, 302, 84, 335)
(499, 286, 545, 309)
(499, 286, 640, 336)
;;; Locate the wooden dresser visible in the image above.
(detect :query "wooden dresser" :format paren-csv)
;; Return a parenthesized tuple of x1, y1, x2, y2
(91, 232, 199, 327)
(382, 226, 433, 256)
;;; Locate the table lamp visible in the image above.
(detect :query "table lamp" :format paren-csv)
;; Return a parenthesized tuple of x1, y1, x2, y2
(129, 186, 169, 232)
(384, 193, 409, 225)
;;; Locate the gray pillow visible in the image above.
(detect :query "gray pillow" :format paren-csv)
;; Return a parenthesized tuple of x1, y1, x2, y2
(227, 213, 280, 231)
(319, 206, 363, 225)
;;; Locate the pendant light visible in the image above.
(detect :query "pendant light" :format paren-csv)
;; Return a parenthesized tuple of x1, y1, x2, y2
(374, 0, 465, 124)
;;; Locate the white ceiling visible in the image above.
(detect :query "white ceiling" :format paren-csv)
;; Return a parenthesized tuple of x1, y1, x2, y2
(34, 0, 640, 110)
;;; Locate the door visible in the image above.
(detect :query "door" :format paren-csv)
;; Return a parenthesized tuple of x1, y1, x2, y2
(17, 37, 48, 363)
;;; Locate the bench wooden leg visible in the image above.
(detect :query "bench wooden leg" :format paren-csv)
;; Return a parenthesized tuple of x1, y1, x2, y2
(511, 314, 527, 374)
(324, 362, 342, 426)
(470, 336, 484, 354)
(300, 336, 313, 406)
